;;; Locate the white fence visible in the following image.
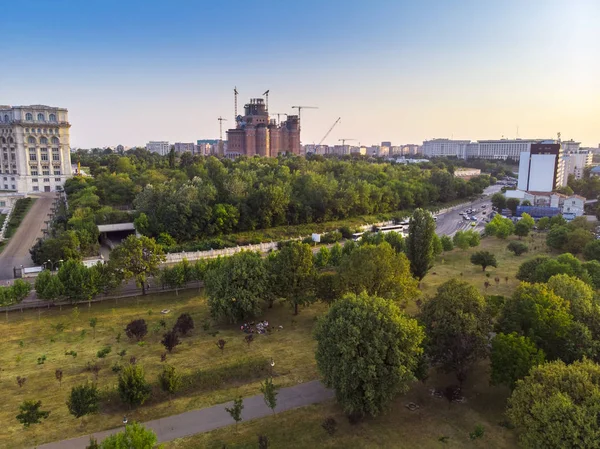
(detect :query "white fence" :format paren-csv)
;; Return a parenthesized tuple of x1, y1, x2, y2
(164, 242, 278, 264)
(0, 204, 14, 241)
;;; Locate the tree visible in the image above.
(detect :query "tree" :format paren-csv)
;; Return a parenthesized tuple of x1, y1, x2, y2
(314, 246, 331, 268)
(125, 319, 148, 341)
(583, 239, 600, 262)
(506, 198, 520, 215)
(419, 279, 491, 385)
(89, 317, 98, 339)
(547, 274, 596, 329)
(546, 225, 569, 250)
(11, 279, 31, 311)
(118, 364, 152, 407)
(67, 383, 100, 420)
(110, 235, 165, 295)
(453, 231, 471, 251)
(507, 359, 600, 449)
(431, 233, 443, 256)
(57, 260, 95, 304)
(520, 213, 535, 230)
(329, 242, 343, 266)
(406, 208, 436, 280)
(514, 221, 530, 239)
(260, 377, 278, 414)
(16, 400, 50, 428)
(204, 251, 267, 323)
(173, 313, 194, 336)
(314, 292, 424, 419)
(537, 216, 550, 231)
(563, 228, 594, 255)
(158, 365, 181, 400)
(35, 271, 64, 303)
(491, 192, 506, 210)
(271, 242, 316, 315)
(485, 214, 514, 239)
(100, 422, 158, 449)
(225, 396, 244, 430)
(161, 264, 185, 295)
(470, 251, 498, 271)
(490, 333, 545, 389)
(161, 329, 181, 353)
(337, 242, 419, 304)
(440, 235, 454, 251)
(507, 241, 528, 256)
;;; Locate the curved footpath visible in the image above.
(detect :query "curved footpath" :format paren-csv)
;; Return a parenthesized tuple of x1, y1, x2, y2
(36, 380, 333, 449)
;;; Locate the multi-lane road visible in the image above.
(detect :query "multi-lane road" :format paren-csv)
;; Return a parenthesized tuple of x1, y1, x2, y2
(435, 185, 503, 237)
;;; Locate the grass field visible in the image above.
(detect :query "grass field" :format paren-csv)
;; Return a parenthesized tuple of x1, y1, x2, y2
(167, 363, 516, 449)
(0, 291, 326, 448)
(0, 234, 547, 448)
(5, 197, 36, 239)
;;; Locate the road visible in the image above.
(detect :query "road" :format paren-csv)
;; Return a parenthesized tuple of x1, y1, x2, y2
(0, 194, 56, 279)
(37, 380, 334, 449)
(435, 185, 502, 237)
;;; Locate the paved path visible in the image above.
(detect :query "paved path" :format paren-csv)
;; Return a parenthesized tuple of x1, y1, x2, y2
(37, 380, 333, 449)
(0, 194, 55, 279)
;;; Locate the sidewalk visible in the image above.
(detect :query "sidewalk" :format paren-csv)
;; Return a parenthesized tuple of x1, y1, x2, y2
(37, 380, 334, 449)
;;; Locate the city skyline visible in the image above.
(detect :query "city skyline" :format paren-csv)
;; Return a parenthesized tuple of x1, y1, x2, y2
(1, 0, 599, 148)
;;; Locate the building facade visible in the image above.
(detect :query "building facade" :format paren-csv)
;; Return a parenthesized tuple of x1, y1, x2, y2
(471, 139, 538, 160)
(173, 142, 196, 154)
(562, 149, 593, 180)
(146, 141, 170, 155)
(517, 142, 566, 192)
(0, 105, 72, 193)
(226, 98, 300, 158)
(421, 139, 471, 158)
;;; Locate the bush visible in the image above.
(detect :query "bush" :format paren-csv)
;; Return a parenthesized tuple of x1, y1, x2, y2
(96, 346, 111, 359)
(125, 319, 147, 341)
(440, 235, 454, 251)
(161, 329, 181, 353)
(338, 226, 354, 239)
(173, 313, 194, 336)
(321, 231, 342, 244)
(507, 241, 528, 256)
(118, 364, 151, 407)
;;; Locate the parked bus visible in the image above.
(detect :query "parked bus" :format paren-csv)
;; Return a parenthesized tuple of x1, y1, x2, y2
(374, 224, 407, 234)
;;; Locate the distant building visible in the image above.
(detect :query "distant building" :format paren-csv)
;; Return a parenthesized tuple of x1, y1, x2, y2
(470, 139, 539, 160)
(401, 144, 421, 155)
(562, 149, 593, 180)
(0, 104, 73, 193)
(381, 141, 392, 147)
(227, 97, 300, 158)
(146, 141, 170, 155)
(454, 168, 481, 179)
(517, 142, 566, 192)
(421, 139, 470, 158)
(591, 166, 600, 177)
(561, 139, 580, 152)
(173, 142, 196, 154)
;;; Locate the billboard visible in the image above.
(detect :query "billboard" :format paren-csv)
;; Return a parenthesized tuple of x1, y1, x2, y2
(528, 154, 556, 192)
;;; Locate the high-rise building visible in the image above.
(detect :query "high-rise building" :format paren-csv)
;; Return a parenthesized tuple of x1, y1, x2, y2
(0, 105, 72, 193)
(562, 149, 593, 180)
(173, 142, 196, 153)
(421, 139, 470, 158)
(146, 141, 170, 155)
(471, 139, 539, 160)
(226, 98, 300, 158)
(518, 142, 565, 192)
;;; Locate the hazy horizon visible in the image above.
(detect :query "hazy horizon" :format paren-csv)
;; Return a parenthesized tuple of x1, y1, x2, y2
(1, 0, 598, 148)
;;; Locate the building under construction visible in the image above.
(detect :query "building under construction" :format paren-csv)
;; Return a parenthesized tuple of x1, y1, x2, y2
(226, 98, 300, 157)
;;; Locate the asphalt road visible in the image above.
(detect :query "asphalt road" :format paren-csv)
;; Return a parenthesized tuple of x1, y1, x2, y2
(435, 185, 502, 237)
(0, 194, 55, 279)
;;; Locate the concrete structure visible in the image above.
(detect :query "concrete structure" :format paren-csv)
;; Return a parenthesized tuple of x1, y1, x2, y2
(517, 142, 565, 192)
(470, 139, 538, 160)
(400, 144, 421, 156)
(563, 149, 593, 180)
(454, 168, 481, 179)
(173, 142, 196, 154)
(226, 98, 300, 158)
(421, 139, 471, 158)
(0, 105, 72, 193)
(146, 141, 170, 155)
(561, 139, 580, 152)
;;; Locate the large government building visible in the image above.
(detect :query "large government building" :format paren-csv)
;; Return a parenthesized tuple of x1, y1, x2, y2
(0, 105, 72, 193)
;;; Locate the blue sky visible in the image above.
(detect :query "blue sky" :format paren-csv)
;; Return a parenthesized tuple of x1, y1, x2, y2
(1, 0, 598, 148)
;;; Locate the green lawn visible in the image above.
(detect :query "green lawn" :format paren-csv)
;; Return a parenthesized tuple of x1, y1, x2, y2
(5, 197, 36, 239)
(0, 233, 548, 448)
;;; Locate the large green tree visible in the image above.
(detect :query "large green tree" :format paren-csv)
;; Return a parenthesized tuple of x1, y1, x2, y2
(109, 235, 165, 295)
(99, 422, 158, 449)
(419, 279, 491, 385)
(271, 242, 316, 315)
(485, 214, 514, 239)
(470, 251, 498, 271)
(507, 359, 600, 449)
(204, 251, 267, 323)
(67, 383, 100, 421)
(118, 364, 152, 407)
(314, 292, 424, 419)
(490, 333, 545, 389)
(337, 242, 419, 304)
(16, 400, 50, 428)
(406, 208, 436, 280)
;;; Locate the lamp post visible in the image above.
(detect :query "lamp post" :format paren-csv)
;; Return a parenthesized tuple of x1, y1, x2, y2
(43, 260, 51, 271)
(52, 259, 63, 271)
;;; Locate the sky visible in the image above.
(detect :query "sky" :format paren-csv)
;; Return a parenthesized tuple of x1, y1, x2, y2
(1, 0, 599, 148)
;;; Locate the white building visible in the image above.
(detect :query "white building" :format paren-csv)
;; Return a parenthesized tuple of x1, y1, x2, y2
(173, 142, 196, 154)
(562, 149, 593, 180)
(421, 139, 470, 158)
(0, 105, 73, 193)
(470, 139, 538, 160)
(517, 142, 566, 192)
(146, 141, 170, 155)
(561, 139, 580, 152)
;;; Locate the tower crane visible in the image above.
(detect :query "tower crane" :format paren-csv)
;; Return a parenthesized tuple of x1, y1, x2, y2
(338, 138, 356, 154)
(263, 90, 270, 111)
(269, 112, 288, 124)
(291, 105, 318, 126)
(318, 117, 341, 146)
(217, 116, 228, 141)
(234, 87, 238, 121)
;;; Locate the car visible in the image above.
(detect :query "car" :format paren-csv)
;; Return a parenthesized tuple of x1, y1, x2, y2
(470, 217, 477, 221)
(482, 211, 486, 215)
(470, 222, 476, 227)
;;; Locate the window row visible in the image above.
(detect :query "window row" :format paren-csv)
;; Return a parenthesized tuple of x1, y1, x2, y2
(0, 137, 14, 144)
(25, 128, 59, 135)
(3, 185, 16, 190)
(29, 155, 61, 161)
(24, 113, 57, 122)
(28, 136, 60, 145)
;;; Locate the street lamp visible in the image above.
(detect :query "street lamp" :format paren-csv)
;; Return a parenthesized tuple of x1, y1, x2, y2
(52, 259, 63, 271)
(43, 260, 51, 270)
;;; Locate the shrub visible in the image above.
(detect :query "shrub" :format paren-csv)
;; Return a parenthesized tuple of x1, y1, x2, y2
(173, 313, 194, 336)
(161, 329, 181, 353)
(96, 346, 111, 359)
(507, 241, 528, 256)
(125, 319, 148, 341)
(118, 364, 151, 407)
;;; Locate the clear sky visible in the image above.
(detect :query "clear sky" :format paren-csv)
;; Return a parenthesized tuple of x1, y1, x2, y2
(1, 0, 599, 148)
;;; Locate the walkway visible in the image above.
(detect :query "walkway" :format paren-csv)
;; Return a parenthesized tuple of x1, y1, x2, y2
(37, 380, 334, 449)
(0, 194, 55, 279)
